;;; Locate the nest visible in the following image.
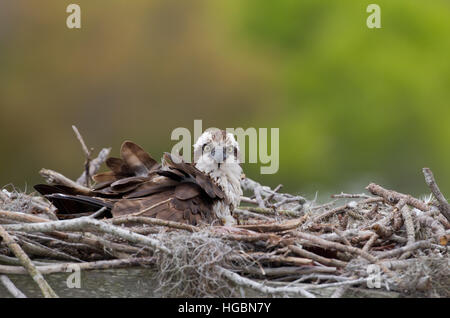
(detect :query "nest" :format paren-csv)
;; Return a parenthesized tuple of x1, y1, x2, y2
(1, 170, 449, 298)
(0, 131, 448, 298)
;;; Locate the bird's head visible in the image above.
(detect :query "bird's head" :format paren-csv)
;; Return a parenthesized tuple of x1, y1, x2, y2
(193, 129, 241, 174)
(194, 129, 243, 226)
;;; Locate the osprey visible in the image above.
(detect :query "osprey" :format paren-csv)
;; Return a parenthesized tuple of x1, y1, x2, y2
(34, 130, 243, 226)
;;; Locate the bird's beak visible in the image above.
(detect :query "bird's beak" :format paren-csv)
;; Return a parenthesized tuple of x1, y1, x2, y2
(212, 146, 226, 164)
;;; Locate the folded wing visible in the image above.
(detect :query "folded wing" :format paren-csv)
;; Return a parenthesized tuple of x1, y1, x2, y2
(34, 143, 225, 225)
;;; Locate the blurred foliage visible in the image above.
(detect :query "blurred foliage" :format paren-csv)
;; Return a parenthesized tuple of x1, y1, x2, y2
(0, 0, 449, 198)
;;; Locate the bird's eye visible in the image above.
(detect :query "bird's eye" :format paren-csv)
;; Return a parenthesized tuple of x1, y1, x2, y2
(227, 146, 234, 153)
(203, 145, 211, 152)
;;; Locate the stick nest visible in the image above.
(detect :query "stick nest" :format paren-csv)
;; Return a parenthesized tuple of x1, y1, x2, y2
(0, 167, 449, 298)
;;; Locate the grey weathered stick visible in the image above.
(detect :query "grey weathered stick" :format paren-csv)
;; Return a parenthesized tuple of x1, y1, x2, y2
(376, 240, 432, 259)
(109, 215, 198, 232)
(362, 233, 379, 252)
(0, 225, 58, 298)
(304, 277, 367, 289)
(0, 275, 27, 298)
(423, 167, 450, 222)
(238, 206, 301, 218)
(77, 147, 111, 186)
(332, 193, 372, 199)
(233, 208, 273, 221)
(0, 191, 9, 202)
(0, 210, 51, 223)
(0, 257, 154, 275)
(366, 183, 429, 212)
(89, 207, 108, 219)
(40, 168, 92, 195)
(416, 215, 447, 244)
(72, 125, 92, 187)
(294, 231, 379, 264)
(401, 205, 415, 247)
(241, 178, 306, 205)
(288, 245, 347, 268)
(331, 285, 348, 298)
(310, 197, 383, 224)
(217, 266, 316, 298)
(242, 265, 337, 277)
(0, 254, 52, 266)
(2, 217, 171, 255)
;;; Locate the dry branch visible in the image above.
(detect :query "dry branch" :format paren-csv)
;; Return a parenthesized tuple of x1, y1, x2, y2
(288, 245, 347, 268)
(0, 257, 154, 275)
(0, 275, 27, 298)
(423, 167, 450, 222)
(2, 217, 171, 255)
(77, 148, 111, 186)
(366, 183, 429, 211)
(0, 225, 58, 298)
(217, 266, 316, 298)
(39, 168, 92, 195)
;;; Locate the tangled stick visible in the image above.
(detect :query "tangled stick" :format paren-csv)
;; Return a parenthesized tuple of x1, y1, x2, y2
(423, 167, 450, 222)
(0, 225, 58, 298)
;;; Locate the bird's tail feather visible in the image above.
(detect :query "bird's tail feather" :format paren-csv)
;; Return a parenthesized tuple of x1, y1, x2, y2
(34, 184, 113, 217)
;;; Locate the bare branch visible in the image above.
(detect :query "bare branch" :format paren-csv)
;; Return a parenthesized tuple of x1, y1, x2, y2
(423, 167, 450, 222)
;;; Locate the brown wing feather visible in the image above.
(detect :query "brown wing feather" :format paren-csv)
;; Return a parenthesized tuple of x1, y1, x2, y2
(111, 185, 215, 225)
(162, 152, 225, 200)
(175, 183, 201, 200)
(121, 141, 160, 176)
(36, 141, 223, 225)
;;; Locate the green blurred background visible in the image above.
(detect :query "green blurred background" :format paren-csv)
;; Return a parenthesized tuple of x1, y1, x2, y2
(1, 0, 449, 199)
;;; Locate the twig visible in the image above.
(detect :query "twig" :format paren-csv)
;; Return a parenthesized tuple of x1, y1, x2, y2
(288, 245, 347, 267)
(0, 191, 10, 202)
(0, 225, 58, 298)
(264, 184, 283, 205)
(89, 207, 108, 219)
(240, 196, 258, 205)
(416, 215, 447, 245)
(39, 169, 92, 195)
(399, 205, 416, 259)
(309, 198, 383, 224)
(0, 257, 154, 275)
(366, 183, 429, 212)
(376, 240, 432, 259)
(294, 231, 379, 264)
(17, 236, 83, 262)
(236, 217, 306, 233)
(2, 217, 171, 255)
(331, 285, 348, 298)
(241, 178, 306, 206)
(238, 206, 301, 218)
(0, 275, 27, 298)
(422, 167, 450, 222)
(0, 210, 52, 224)
(109, 215, 198, 232)
(217, 266, 316, 298)
(72, 125, 92, 187)
(362, 233, 379, 252)
(0, 254, 52, 266)
(77, 148, 111, 186)
(304, 278, 367, 289)
(233, 208, 273, 221)
(331, 193, 372, 199)
(241, 265, 337, 277)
